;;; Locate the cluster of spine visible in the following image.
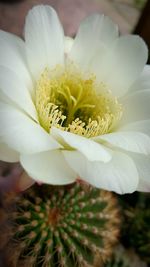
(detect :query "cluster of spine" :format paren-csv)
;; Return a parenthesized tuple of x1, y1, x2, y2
(2, 183, 120, 267)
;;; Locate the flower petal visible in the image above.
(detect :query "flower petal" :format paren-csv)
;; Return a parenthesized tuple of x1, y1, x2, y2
(120, 120, 150, 137)
(0, 30, 33, 93)
(0, 103, 61, 153)
(25, 5, 64, 79)
(20, 150, 77, 185)
(95, 131, 150, 155)
(130, 64, 150, 92)
(121, 89, 150, 124)
(0, 142, 19, 162)
(128, 153, 150, 192)
(65, 36, 74, 55)
(93, 35, 148, 97)
(51, 127, 111, 162)
(63, 150, 139, 194)
(0, 66, 37, 121)
(69, 14, 118, 70)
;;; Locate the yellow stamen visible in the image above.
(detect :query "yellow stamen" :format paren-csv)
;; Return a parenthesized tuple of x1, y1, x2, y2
(35, 65, 122, 138)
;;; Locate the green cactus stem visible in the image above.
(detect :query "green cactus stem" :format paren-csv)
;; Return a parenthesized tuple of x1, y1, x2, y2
(2, 183, 120, 267)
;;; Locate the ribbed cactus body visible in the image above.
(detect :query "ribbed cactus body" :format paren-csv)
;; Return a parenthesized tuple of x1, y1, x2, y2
(2, 184, 120, 267)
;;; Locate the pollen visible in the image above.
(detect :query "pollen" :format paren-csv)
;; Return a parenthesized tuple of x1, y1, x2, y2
(35, 65, 122, 138)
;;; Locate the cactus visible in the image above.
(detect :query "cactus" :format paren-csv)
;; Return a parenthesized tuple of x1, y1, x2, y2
(134, 0, 147, 10)
(106, 257, 130, 267)
(105, 245, 147, 267)
(105, 246, 130, 267)
(121, 193, 150, 264)
(1, 183, 120, 267)
(106, 259, 130, 267)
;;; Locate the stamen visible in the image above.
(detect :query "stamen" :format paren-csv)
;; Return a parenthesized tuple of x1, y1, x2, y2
(35, 66, 122, 137)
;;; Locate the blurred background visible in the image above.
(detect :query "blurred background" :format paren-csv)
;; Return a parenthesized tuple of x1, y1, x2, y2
(0, 0, 148, 36)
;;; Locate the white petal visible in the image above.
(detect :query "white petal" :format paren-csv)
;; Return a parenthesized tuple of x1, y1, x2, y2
(121, 89, 150, 124)
(0, 90, 13, 105)
(0, 30, 33, 93)
(128, 153, 150, 192)
(95, 131, 150, 155)
(63, 150, 139, 194)
(65, 36, 74, 55)
(0, 142, 19, 162)
(93, 35, 148, 97)
(69, 14, 118, 70)
(130, 64, 150, 92)
(25, 5, 64, 79)
(20, 150, 77, 185)
(0, 66, 37, 121)
(0, 103, 61, 153)
(120, 120, 150, 137)
(51, 127, 111, 162)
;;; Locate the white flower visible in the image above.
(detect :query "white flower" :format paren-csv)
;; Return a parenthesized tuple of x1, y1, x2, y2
(0, 5, 150, 194)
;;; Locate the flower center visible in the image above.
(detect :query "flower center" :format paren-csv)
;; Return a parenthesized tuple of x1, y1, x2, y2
(35, 65, 122, 138)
